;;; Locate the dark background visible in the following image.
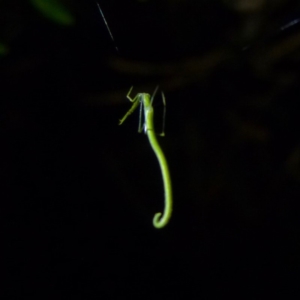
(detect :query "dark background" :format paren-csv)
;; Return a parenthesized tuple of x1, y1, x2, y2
(1, 0, 300, 297)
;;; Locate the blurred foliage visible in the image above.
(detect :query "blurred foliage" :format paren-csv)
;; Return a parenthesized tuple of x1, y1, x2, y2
(30, 0, 75, 25)
(0, 42, 9, 56)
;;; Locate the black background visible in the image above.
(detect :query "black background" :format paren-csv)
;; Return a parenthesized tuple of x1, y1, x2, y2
(1, 0, 300, 297)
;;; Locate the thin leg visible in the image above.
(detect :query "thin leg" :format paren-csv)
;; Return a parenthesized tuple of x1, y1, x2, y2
(150, 85, 159, 106)
(159, 92, 166, 137)
(119, 87, 140, 125)
(126, 86, 135, 102)
(138, 97, 144, 133)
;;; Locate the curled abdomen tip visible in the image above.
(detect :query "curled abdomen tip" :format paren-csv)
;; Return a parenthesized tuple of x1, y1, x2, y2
(153, 212, 164, 229)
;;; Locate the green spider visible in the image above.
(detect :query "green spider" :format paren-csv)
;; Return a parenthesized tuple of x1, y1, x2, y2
(119, 86, 173, 229)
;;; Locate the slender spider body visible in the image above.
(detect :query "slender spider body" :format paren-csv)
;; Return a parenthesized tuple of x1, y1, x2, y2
(119, 87, 172, 229)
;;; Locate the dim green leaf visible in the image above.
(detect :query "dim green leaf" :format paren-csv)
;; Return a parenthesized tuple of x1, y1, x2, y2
(30, 0, 75, 26)
(0, 42, 9, 56)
